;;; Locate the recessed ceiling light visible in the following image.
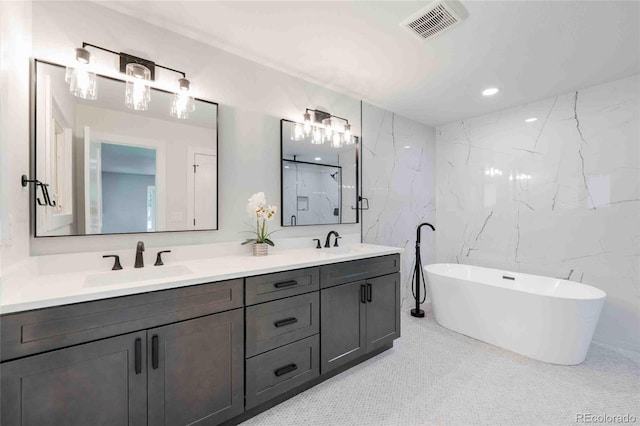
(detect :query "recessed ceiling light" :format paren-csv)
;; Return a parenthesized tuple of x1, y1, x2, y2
(314, 157, 321, 161)
(482, 87, 499, 96)
(525, 117, 538, 123)
(404, 145, 411, 149)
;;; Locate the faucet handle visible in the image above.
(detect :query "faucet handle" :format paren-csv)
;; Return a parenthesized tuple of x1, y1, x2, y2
(103, 255, 123, 271)
(312, 239, 321, 249)
(154, 250, 172, 266)
(334, 236, 342, 247)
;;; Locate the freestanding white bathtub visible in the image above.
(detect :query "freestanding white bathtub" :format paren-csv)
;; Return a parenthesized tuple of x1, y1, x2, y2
(425, 263, 606, 365)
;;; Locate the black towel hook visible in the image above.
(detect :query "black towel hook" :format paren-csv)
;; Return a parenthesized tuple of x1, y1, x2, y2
(21, 175, 57, 207)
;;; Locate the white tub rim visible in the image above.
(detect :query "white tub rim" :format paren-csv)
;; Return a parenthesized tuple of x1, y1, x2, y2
(424, 263, 606, 301)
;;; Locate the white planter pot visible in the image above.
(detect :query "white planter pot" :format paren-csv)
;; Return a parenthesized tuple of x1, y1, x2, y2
(252, 243, 269, 257)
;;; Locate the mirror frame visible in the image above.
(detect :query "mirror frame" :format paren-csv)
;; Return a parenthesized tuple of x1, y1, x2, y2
(31, 59, 220, 238)
(279, 118, 360, 227)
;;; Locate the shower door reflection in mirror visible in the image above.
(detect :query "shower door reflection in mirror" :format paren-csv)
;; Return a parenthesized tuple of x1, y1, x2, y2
(33, 60, 218, 237)
(281, 119, 359, 226)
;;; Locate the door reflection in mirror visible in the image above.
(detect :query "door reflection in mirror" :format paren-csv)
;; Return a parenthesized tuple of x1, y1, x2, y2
(33, 60, 218, 237)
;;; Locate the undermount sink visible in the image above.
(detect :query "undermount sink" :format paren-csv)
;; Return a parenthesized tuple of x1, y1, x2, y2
(84, 265, 193, 287)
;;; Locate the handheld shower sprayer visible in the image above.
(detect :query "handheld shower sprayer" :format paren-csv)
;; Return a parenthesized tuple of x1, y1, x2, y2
(411, 222, 435, 318)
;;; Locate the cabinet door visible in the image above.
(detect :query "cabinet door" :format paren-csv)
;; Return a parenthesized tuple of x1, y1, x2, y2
(147, 309, 244, 426)
(1, 331, 147, 426)
(365, 273, 401, 352)
(320, 281, 367, 374)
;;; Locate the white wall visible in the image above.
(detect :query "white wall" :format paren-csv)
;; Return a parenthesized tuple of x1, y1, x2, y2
(0, 1, 364, 260)
(362, 102, 437, 308)
(436, 74, 640, 352)
(0, 2, 32, 274)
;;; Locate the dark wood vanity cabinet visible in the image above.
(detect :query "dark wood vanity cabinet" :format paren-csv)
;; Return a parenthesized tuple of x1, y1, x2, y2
(147, 310, 244, 426)
(0, 254, 400, 426)
(320, 256, 401, 374)
(1, 309, 244, 426)
(1, 331, 148, 426)
(0, 279, 244, 426)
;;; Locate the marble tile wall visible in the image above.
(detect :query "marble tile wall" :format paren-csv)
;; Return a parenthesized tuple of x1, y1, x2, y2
(436, 74, 640, 351)
(362, 102, 437, 308)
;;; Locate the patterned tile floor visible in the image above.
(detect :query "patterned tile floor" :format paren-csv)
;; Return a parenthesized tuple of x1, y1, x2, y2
(242, 311, 640, 426)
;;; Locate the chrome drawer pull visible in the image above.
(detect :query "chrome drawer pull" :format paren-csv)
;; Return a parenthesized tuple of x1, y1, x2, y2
(274, 363, 298, 377)
(274, 280, 298, 289)
(274, 317, 298, 328)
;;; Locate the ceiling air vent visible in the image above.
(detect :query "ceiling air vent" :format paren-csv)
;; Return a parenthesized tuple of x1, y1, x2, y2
(401, 0, 468, 41)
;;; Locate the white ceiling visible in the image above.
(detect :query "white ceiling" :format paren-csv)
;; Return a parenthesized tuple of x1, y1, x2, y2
(101, 1, 640, 127)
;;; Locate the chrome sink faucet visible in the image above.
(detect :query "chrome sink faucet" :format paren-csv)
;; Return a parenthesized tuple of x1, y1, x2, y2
(324, 231, 341, 248)
(134, 241, 145, 268)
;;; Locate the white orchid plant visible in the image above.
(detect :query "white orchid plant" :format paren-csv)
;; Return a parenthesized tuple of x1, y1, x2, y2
(242, 192, 278, 246)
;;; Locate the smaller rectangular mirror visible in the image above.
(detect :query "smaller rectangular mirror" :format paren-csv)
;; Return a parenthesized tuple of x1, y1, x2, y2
(281, 119, 359, 226)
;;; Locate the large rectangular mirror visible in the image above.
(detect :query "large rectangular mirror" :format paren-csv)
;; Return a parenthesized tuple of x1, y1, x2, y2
(33, 60, 218, 237)
(281, 119, 358, 226)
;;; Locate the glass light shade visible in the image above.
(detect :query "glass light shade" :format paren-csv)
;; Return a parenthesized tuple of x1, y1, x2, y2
(323, 118, 333, 140)
(293, 123, 305, 140)
(344, 134, 355, 145)
(303, 113, 312, 135)
(312, 126, 324, 144)
(170, 92, 195, 119)
(125, 63, 151, 111)
(65, 66, 97, 100)
(344, 123, 352, 141)
(331, 132, 342, 148)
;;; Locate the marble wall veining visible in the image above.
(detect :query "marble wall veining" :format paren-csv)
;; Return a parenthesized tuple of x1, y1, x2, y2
(362, 102, 437, 308)
(436, 74, 640, 352)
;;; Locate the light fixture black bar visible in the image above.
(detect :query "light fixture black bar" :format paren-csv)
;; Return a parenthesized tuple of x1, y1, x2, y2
(82, 42, 119, 56)
(306, 108, 350, 124)
(81, 42, 187, 79)
(155, 63, 186, 78)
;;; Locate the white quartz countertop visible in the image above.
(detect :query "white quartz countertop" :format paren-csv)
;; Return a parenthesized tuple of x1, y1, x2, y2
(0, 244, 403, 314)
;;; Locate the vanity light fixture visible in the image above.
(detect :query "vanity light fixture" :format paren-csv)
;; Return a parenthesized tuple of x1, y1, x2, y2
(482, 87, 500, 96)
(72, 42, 197, 118)
(344, 123, 352, 142)
(170, 77, 195, 119)
(525, 117, 538, 123)
(331, 132, 342, 148)
(323, 118, 334, 142)
(125, 62, 152, 111)
(293, 123, 305, 141)
(296, 109, 354, 147)
(312, 126, 324, 144)
(303, 113, 312, 136)
(65, 47, 97, 100)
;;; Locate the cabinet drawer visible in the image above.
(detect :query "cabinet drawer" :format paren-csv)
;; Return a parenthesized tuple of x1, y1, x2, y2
(320, 254, 400, 289)
(1, 279, 243, 362)
(246, 267, 319, 305)
(246, 292, 319, 357)
(245, 334, 319, 410)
